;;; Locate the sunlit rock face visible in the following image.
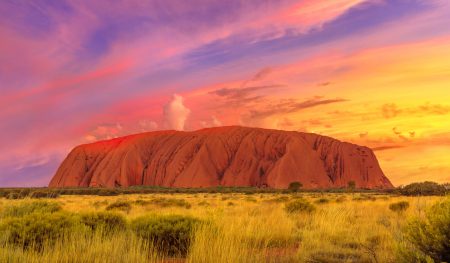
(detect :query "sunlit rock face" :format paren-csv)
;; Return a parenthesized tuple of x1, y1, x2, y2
(49, 126, 393, 189)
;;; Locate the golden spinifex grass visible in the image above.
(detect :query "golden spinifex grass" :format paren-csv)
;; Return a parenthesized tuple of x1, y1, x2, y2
(0, 193, 447, 262)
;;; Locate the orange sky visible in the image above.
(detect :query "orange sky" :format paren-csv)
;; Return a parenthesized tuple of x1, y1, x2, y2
(182, 37, 450, 186)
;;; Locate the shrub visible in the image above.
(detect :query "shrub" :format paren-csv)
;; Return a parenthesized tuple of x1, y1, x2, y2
(315, 198, 330, 204)
(80, 212, 127, 234)
(151, 198, 191, 209)
(265, 196, 290, 203)
(1, 201, 62, 218)
(97, 189, 120, 196)
(198, 201, 209, 206)
(398, 199, 450, 262)
(288, 182, 302, 192)
(92, 200, 108, 209)
(245, 197, 257, 202)
(131, 215, 201, 256)
(335, 196, 347, 203)
(389, 201, 409, 213)
(399, 181, 446, 196)
(134, 199, 150, 206)
(284, 199, 316, 214)
(105, 200, 132, 213)
(348, 181, 356, 190)
(353, 195, 376, 201)
(0, 212, 78, 250)
(6, 192, 20, 200)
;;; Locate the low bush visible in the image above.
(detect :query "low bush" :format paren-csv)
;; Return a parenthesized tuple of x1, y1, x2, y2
(1, 201, 62, 218)
(0, 212, 78, 250)
(134, 199, 151, 206)
(97, 189, 120, 196)
(80, 212, 127, 234)
(399, 181, 446, 196)
(335, 196, 347, 203)
(265, 196, 289, 203)
(398, 199, 450, 262)
(91, 200, 108, 209)
(315, 198, 330, 204)
(389, 201, 409, 213)
(6, 192, 20, 200)
(131, 215, 201, 256)
(288, 182, 302, 192)
(353, 195, 376, 201)
(284, 199, 316, 214)
(151, 198, 191, 209)
(105, 200, 132, 213)
(245, 197, 257, 202)
(198, 201, 209, 206)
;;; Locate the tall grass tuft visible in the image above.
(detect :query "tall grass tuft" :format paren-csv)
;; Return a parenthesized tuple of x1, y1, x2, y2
(80, 212, 127, 234)
(131, 214, 200, 256)
(397, 198, 450, 262)
(105, 200, 132, 213)
(284, 199, 315, 214)
(0, 212, 79, 250)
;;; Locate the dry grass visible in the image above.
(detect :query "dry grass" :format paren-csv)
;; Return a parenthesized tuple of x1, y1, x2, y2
(0, 192, 446, 262)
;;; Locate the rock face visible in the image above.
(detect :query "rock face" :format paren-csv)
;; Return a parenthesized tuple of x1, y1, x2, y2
(49, 126, 393, 189)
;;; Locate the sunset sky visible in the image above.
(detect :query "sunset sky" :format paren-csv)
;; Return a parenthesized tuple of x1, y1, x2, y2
(1, 0, 450, 187)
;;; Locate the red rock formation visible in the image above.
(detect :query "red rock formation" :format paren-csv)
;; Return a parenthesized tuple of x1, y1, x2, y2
(49, 126, 393, 189)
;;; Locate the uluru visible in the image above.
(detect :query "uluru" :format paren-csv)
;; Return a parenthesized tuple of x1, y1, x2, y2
(49, 126, 393, 189)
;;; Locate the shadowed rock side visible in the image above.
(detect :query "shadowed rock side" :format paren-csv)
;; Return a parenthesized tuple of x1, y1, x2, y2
(49, 126, 393, 189)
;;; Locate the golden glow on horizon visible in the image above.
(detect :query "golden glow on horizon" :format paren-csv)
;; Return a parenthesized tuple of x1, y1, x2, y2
(188, 37, 450, 185)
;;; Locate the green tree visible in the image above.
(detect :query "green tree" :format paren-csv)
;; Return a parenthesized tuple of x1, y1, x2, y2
(348, 181, 356, 190)
(399, 181, 446, 196)
(288, 181, 302, 192)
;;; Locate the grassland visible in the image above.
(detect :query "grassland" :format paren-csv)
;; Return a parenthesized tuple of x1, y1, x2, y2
(0, 191, 448, 262)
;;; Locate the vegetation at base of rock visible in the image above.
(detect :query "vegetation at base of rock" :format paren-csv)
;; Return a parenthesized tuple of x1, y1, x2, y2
(131, 215, 201, 256)
(397, 198, 450, 262)
(284, 199, 316, 214)
(28, 191, 59, 199)
(288, 181, 302, 192)
(2, 189, 59, 199)
(389, 201, 409, 213)
(398, 181, 447, 196)
(96, 189, 120, 196)
(0, 185, 408, 198)
(347, 181, 356, 190)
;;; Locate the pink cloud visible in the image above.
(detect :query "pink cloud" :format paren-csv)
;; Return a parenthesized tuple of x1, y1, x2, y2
(163, 94, 191, 130)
